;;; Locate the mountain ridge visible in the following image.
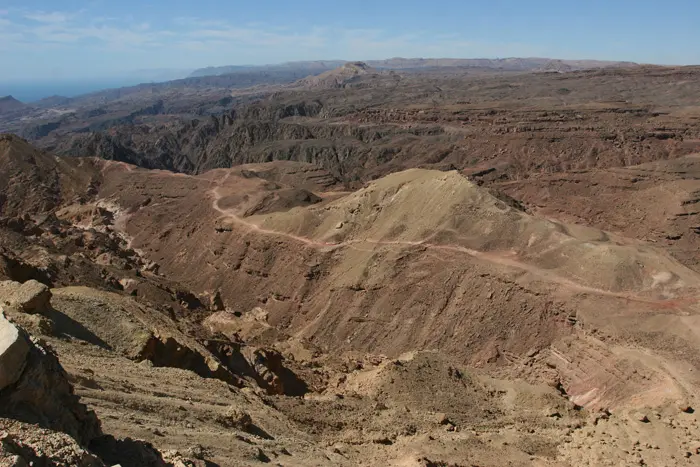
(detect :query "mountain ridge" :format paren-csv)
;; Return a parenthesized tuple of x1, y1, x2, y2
(190, 56, 639, 78)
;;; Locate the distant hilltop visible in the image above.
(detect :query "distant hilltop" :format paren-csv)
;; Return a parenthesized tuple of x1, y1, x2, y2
(294, 61, 376, 89)
(189, 57, 638, 79)
(0, 95, 29, 115)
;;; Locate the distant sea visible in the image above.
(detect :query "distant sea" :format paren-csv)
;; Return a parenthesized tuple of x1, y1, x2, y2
(0, 80, 151, 103)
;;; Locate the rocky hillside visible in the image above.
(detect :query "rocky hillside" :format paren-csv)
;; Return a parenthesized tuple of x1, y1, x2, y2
(0, 134, 102, 216)
(3, 60, 700, 464)
(0, 136, 602, 466)
(19, 65, 700, 188)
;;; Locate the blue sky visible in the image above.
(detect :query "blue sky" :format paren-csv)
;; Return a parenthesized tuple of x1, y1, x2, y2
(0, 0, 699, 83)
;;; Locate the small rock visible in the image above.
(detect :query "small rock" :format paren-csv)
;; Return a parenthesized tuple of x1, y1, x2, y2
(144, 261, 160, 273)
(372, 401, 388, 411)
(186, 444, 206, 459)
(433, 412, 450, 425)
(209, 290, 225, 311)
(255, 448, 271, 462)
(678, 401, 694, 414)
(634, 412, 650, 423)
(11, 280, 52, 314)
(371, 436, 393, 445)
(331, 443, 347, 456)
(591, 409, 610, 425)
(215, 407, 253, 430)
(335, 222, 344, 229)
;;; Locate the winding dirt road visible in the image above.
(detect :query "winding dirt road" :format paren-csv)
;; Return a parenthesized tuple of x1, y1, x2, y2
(208, 176, 697, 309)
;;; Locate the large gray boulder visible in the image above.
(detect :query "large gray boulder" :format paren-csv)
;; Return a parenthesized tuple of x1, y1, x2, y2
(0, 312, 29, 390)
(0, 311, 101, 445)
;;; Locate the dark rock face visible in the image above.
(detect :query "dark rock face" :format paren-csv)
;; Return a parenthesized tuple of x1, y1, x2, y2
(45, 103, 448, 184)
(22, 65, 700, 189)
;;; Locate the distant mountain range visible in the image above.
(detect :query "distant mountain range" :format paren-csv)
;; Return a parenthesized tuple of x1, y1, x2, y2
(189, 60, 347, 78)
(189, 57, 638, 78)
(0, 57, 639, 106)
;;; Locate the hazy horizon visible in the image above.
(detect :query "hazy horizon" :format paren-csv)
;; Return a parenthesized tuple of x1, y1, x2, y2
(0, 79, 158, 102)
(1, 0, 698, 84)
(0, 54, 662, 103)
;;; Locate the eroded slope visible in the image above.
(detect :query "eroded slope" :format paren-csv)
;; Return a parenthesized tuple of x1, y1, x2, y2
(92, 162, 700, 417)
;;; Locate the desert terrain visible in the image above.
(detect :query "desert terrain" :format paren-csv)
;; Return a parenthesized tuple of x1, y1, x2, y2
(3, 61, 700, 466)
